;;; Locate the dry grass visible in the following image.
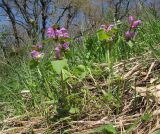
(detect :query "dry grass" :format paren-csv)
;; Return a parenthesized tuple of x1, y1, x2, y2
(1, 53, 160, 134)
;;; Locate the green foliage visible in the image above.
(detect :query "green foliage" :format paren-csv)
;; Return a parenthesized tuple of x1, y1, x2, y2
(92, 124, 117, 134)
(97, 29, 112, 41)
(69, 107, 79, 114)
(156, 130, 160, 134)
(141, 113, 152, 122)
(29, 59, 39, 69)
(1, 6, 160, 133)
(73, 65, 87, 80)
(51, 59, 68, 74)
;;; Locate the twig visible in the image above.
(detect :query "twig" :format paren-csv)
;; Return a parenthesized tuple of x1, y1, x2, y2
(124, 64, 141, 79)
(144, 62, 155, 81)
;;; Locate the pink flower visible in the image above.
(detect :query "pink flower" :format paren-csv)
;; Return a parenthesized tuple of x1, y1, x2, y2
(55, 47, 61, 60)
(63, 33, 69, 38)
(100, 25, 106, 29)
(47, 27, 69, 39)
(128, 16, 135, 24)
(62, 42, 69, 50)
(131, 20, 142, 29)
(100, 24, 114, 32)
(47, 27, 58, 38)
(60, 27, 67, 33)
(47, 27, 54, 38)
(106, 24, 114, 31)
(31, 50, 44, 59)
(57, 28, 69, 38)
(125, 31, 135, 41)
(54, 42, 69, 59)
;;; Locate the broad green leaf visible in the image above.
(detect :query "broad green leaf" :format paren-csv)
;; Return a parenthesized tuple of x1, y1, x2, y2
(97, 29, 111, 41)
(93, 124, 116, 134)
(51, 59, 68, 74)
(109, 28, 118, 34)
(69, 107, 79, 114)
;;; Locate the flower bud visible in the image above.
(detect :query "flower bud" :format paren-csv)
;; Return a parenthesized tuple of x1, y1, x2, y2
(55, 47, 61, 60)
(131, 20, 142, 29)
(128, 16, 135, 24)
(31, 50, 44, 59)
(125, 31, 135, 41)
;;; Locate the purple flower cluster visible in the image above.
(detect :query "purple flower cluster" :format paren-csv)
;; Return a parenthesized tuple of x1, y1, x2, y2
(100, 24, 115, 41)
(100, 24, 114, 32)
(31, 43, 44, 60)
(125, 31, 135, 41)
(55, 42, 69, 60)
(46, 25, 70, 60)
(47, 27, 69, 39)
(125, 16, 142, 41)
(31, 50, 44, 59)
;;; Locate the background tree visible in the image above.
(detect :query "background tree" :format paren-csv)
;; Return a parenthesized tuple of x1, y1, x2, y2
(0, 0, 156, 47)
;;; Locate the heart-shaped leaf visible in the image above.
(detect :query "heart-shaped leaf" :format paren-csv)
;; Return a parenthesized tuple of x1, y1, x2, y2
(51, 59, 68, 74)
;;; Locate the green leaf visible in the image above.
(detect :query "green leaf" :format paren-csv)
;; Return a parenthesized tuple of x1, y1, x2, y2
(43, 100, 58, 104)
(69, 107, 79, 114)
(51, 59, 68, 74)
(76, 65, 85, 72)
(109, 28, 118, 34)
(103, 92, 114, 102)
(73, 65, 87, 80)
(127, 40, 134, 48)
(97, 29, 111, 41)
(93, 124, 116, 134)
(62, 69, 73, 80)
(141, 113, 152, 122)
